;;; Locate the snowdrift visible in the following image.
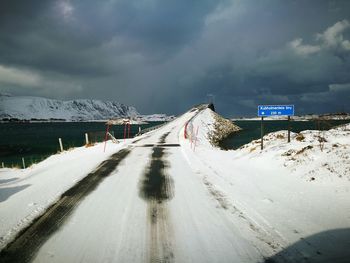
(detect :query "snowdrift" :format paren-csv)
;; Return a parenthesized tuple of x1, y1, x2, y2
(180, 107, 350, 262)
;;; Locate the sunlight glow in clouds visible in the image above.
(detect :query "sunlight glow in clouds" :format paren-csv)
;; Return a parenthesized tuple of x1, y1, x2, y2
(56, 0, 74, 20)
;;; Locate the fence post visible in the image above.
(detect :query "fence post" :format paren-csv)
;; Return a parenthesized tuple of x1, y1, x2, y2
(193, 126, 199, 152)
(22, 157, 26, 169)
(59, 138, 64, 152)
(128, 122, 131, 138)
(104, 124, 110, 153)
(85, 133, 89, 145)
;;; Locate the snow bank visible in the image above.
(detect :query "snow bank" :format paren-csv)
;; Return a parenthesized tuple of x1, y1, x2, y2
(180, 109, 350, 261)
(184, 108, 241, 148)
(0, 140, 131, 250)
(238, 124, 350, 181)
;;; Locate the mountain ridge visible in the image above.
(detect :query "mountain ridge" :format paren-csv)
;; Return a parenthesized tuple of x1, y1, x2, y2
(0, 94, 139, 121)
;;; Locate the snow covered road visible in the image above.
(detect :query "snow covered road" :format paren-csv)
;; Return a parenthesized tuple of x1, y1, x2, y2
(1, 106, 349, 263)
(0, 109, 269, 263)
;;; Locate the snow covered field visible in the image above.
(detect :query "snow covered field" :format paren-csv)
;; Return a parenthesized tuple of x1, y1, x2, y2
(184, 108, 350, 262)
(0, 106, 349, 262)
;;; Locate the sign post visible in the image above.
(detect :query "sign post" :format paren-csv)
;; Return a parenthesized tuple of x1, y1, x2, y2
(258, 105, 295, 150)
(260, 117, 264, 150)
(288, 116, 291, 143)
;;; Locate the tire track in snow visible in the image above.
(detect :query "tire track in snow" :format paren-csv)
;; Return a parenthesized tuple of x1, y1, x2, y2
(0, 148, 131, 263)
(158, 132, 171, 144)
(202, 175, 286, 259)
(139, 132, 175, 263)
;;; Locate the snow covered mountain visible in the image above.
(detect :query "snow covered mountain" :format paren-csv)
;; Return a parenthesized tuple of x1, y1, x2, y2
(138, 114, 176, 122)
(0, 94, 139, 121)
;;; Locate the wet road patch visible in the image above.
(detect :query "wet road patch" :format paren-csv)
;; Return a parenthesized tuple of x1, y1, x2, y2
(148, 201, 174, 263)
(139, 143, 175, 263)
(138, 144, 180, 148)
(139, 147, 174, 202)
(158, 132, 171, 144)
(141, 144, 156, 147)
(161, 144, 180, 147)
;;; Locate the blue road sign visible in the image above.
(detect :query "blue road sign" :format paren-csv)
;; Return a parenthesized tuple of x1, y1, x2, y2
(258, 105, 294, 117)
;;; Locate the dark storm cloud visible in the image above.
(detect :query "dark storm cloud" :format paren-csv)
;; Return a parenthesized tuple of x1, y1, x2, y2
(0, 0, 350, 115)
(0, 0, 224, 75)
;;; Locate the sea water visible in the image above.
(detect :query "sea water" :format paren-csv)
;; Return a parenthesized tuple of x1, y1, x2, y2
(0, 122, 163, 167)
(219, 120, 350, 150)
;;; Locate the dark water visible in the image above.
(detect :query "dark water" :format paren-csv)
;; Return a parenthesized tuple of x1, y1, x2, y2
(220, 120, 350, 150)
(0, 122, 163, 167)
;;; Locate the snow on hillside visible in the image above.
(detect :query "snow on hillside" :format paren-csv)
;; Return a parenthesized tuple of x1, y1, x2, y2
(0, 94, 138, 121)
(138, 114, 175, 122)
(181, 108, 350, 262)
(237, 124, 350, 181)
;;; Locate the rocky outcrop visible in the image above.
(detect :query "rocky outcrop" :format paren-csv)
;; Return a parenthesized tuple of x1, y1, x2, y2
(208, 110, 241, 146)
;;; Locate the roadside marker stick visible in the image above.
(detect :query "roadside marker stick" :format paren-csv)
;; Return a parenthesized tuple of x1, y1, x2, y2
(190, 134, 193, 149)
(103, 124, 110, 152)
(124, 123, 127, 140)
(2, 162, 4, 168)
(22, 157, 25, 169)
(193, 126, 199, 152)
(59, 138, 64, 152)
(85, 133, 89, 145)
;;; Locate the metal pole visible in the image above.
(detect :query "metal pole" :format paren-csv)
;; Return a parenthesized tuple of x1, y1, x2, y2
(261, 117, 264, 150)
(288, 116, 291, 143)
(59, 138, 64, 152)
(104, 124, 110, 152)
(85, 133, 89, 145)
(22, 157, 26, 169)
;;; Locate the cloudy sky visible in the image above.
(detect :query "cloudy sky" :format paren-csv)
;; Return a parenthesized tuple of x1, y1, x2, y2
(0, 0, 350, 116)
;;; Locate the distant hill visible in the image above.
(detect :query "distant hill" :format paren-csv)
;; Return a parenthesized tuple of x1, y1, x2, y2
(0, 94, 139, 121)
(231, 113, 350, 121)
